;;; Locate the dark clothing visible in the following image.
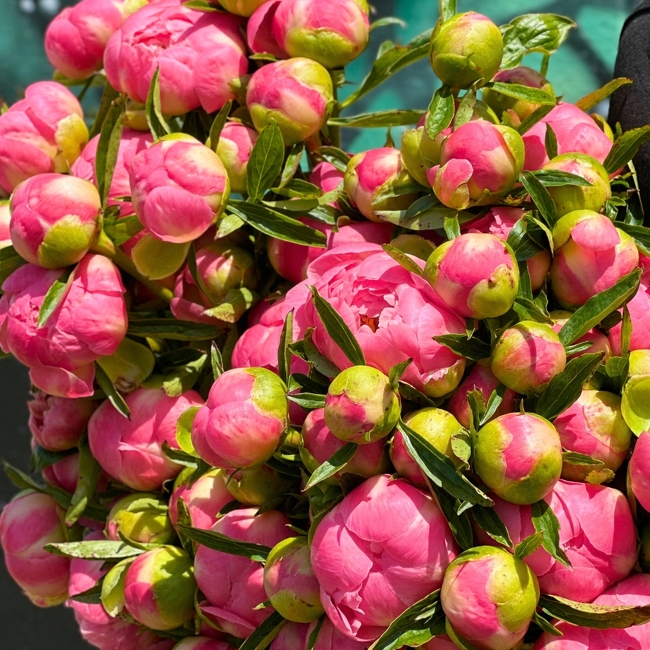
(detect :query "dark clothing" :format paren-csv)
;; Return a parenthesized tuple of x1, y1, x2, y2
(610, 0, 650, 214)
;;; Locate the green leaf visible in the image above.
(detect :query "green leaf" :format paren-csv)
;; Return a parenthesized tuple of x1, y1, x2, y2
(564, 340, 596, 356)
(604, 126, 650, 175)
(398, 381, 438, 407)
(454, 90, 476, 129)
(516, 103, 556, 135)
(304, 443, 358, 490)
(238, 611, 286, 650)
(89, 82, 120, 139)
(306, 617, 324, 650)
(480, 384, 508, 426)
(617, 221, 650, 257)
(439, 0, 457, 22)
(433, 334, 491, 361)
(208, 100, 232, 152)
(277, 310, 294, 387)
(176, 406, 200, 457)
(329, 109, 424, 128)
(161, 441, 198, 468)
(558, 270, 642, 345)
(545, 123, 558, 160)
(531, 499, 571, 567)
(622, 375, 650, 436)
(68, 583, 103, 605)
(178, 525, 271, 563)
(309, 286, 365, 366)
(103, 214, 144, 246)
(202, 288, 259, 324)
(533, 611, 564, 637)
(95, 95, 126, 208)
(389, 358, 412, 391)
(398, 420, 493, 506)
(183, 0, 221, 9)
(539, 594, 650, 629)
(488, 82, 556, 105)
(45, 540, 144, 561)
(531, 169, 593, 187)
(575, 78, 633, 112)
(127, 318, 223, 341)
(520, 171, 558, 227)
(371, 16, 407, 31)
(247, 119, 285, 203)
(300, 328, 341, 378)
(30, 446, 75, 473)
(506, 212, 552, 261)
(471, 505, 513, 547)
(65, 436, 102, 526)
(216, 212, 245, 238)
(433, 487, 474, 550)
(279, 142, 304, 188)
(369, 589, 444, 650)
(515, 532, 545, 559)
(425, 86, 455, 140)
(0, 245, 26, 284)
(145, 68, 171, 140)
(562, 450, 605, 467)
(382, 244, 424, 277)
(316, 146, 350, 172)
(37, 266, 75, 328)
(229, 201, 327, 247)
(287, 393, 327, 410)
(444, 214, 461, 240)
(94, 362, 130, 418)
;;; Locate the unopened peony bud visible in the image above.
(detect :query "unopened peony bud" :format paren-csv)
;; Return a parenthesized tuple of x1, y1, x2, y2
(123, 546, 196, 630)
(425, 233, 519, 319)
(389, 234, 437, 260)
(473, 413, 563, 505)
(442, 546, 539, 650)
(42, 453, 79, 494)
(225, 465, 297, 507)
(106, 493, 176, 545)
(324, 366, 400, 444)
(491, 321, 567, 395)
(247, 58, 334, 146)
(215, 123, 258, 195)
(218, 0, 267, 16)
(247, 1, 287, 59)
(429, 13, 504, 89)
(630, 432, 650, 512)
(401, 123, 447, 187)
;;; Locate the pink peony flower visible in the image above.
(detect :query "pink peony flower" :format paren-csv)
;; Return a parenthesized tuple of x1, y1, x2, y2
(270, 620, 367, 650)
(629, 431, 650, 512)
(0, 201, 11, 247)
(216, 123, 258, 195)
(42, 452, 79, 494)
(246, 0, 287, 60)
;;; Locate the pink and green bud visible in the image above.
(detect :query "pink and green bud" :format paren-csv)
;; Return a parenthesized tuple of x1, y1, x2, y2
(0, 491, 70, 607)
(550, 210, 639, 309)
(28, 391, 96, 452)
(42, 452, 79, 494)
(550, 309, 612, 360)
(401, 123, 449, 187)
(264, 536, 324, 623)
(215, 123, 258, 195)
(123, 546, 196, 631)
(9, 173, 101, 268)
(630, 432, 650, 512)
(106, 493, 176, 545)
(192, 367, 288, 469)
(390, 407, 463, 487)
(225, 465, 296, 506)
(425, 232, 519, 320)
(218, 0, 268, 16)
(491, 321, 567, 395)
(301, 407, 391, 481)
(447, 362, 517, 430)
(621, 350, 650, 435)
(429, 12, 504, 89)
(247, 1, 287, 60)
(483, 66, 554, 123)
(130, 134, 230, 244)
(473, 413, 563, 505)
(543, 153, 611, 217)
(324, 366, 400, 444)
(273, 0, 370, 70)
(246, 58, 334, 146)
(428, 120, 525, 209)
(389, 233, 437, 261)
(0, 81, 89, 194)
(442, 546, 539, 650)
(344, 147, 419, 222)
(555, 390, 632, 481)
(170, 467, 232, 530)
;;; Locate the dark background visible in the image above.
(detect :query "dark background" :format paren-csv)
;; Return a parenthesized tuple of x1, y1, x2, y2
(0, 0, 639, 648)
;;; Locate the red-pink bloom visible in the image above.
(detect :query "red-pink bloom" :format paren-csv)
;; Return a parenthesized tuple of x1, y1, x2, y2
(104, 0, 248, 116)
(310, 474, 459, 642)
(42, 452, 79, 494)
(88, 387, 204, 491)
(270, 620, 367, 650)
(0, 491, 70, 607)
(311, 161, 346, 193)
(0, 254, 128, 398)
(0, 201, 11, 247)
(246, 0, 287, 59)
(216, 123, 258, 195)
(522, 103, 614, 171)
(630, 432, 650, 512)
(422, 637, 458, 650)
(195, 508, 292, 638)
(0, 81, 88, 194)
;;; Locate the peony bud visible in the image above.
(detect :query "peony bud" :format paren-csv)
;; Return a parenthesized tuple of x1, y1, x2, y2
(473, 413, 563, 505)
(270, 620, 368, 650)
(42, 453, 79, 494)
(491, 321, 567, 395)
(130, 134, 230, 244)
(0, 201, 10, 247)
(215, 123, 258, 195)
(0, 491, 70, 607)
(123, 546, 196, 630)
(550, 210, 639, 309)
(246, 58, 334, 146)
(401, 123, 447, 187)
(247, 0, 287, 59)
(441, 546, 539, 650)
(390, 408, 462, 487)
(389, 233, 437, 261)
(550, 309, 612, 360)
(192, 368, 288, 469)
(225, 465, 297, 507)
(264, 536, 324, 623)
(428, 120, 524, 209)
(630, 432, 650, 512)
(273, 0, 370, 69)
(324, 366, 400, 444)
(429, 12, 504, 89)
(425, 232, 519, 319)
(218, 0, 267, 16)
(9, 173, 101, 268)
(106, 493, 176, 545)
(344, 147, 419, 222)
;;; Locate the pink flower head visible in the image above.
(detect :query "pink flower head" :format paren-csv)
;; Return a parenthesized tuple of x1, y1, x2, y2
(609, 282, 650, 355)
(88, 387, 204, 491)
(129, 134, 230, 243)
(0, 201, 11, 247)
(246, 0, 287, 59)
(42, 452, 79, 493)
(311, 161, 345, 193)
(427, 120, 525, 210)
(522, 103, 614, 171)
(310, 474, 459, 642)
(0, 254, 127, 398)
(28, 391, 97, 451)
(270, 620, 367, 650)
(0, 81, 89, 194)
(216, 123, 258, 195)
(422, 637, 458, 650)
(191, 367, 288, 469)
(104, 0, 248, 116)
(195, 508, 292, 638)
(0, 491, 70, 607)
(297, 243, 467, 398)
(630, 431, 650, 512)
(72, 127, 153, 216)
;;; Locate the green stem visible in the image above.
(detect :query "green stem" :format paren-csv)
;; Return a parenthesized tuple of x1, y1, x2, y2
(329, 72, 342, 149)
(541, 54, 550, 78)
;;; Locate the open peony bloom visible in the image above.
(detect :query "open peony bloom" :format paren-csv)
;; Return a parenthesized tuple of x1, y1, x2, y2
(310, 474, 459, 642)
(0, 81, 89, 195)
(104, 0, 248, 116)
(0, 254, 128, 398)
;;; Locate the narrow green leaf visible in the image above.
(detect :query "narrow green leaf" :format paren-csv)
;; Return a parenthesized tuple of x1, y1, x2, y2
(531, 169, 593, 187)
(45, 540, 144, 561)
(287, 393, 327, 410)
(398, 381, 438, 407)
(94, 362, 130, 418)
(329, 109, 425, 128)
(90, 82, 120, 139)
(433, 486, 474, 550)
(30, 446, 75, 474)
(617, 221, 650, 257)
(316, 146, 350, 172)
(37, 266, 75, 328)
(279, 142, 304, 188)
(506, 212, 552, 261)
(533, 611, 564, 637)
(247, 120, 285, 203)
(306, 617, 324, 650)
(176, 406, 200, 457)
(202, 287, 259, 324)
(480, 384, 508, 426)
(604, 125, 650, 174)
(520, 171, 558, 227)
(103, 214, 144, 246)
(304, 443, 358, 490)
(516, 103, 556, 135)
(68, 583, 103, 605)
(239, 611, 286, 650)
(562, 450, 605, 467)
(65, 436, 102, 526)
(531, 499, 571, 567)
(545, 123, 558, 160)
(489, 82, 556, 105)
(211, 342, 224, 381)
(389, 358, 412, 391)
(472, 505, 513, 548)
(444, 214, 461, 240)
(277, 310, 293, 387)
(564, 340, 596, 356)
(301, 328, 341, 378)
(433, 334, 491, 361)
(439, 0, 457, 22)
(177, 525, 271, 563)
(382, 244, 424, 277)
(145, 68, 171, 139)
(208, 100, 232, 152)
(161, 441, 198, 468)
(371, 16, 407, 31)
(183, 0, 221, 9)
(575, 78, 633, 112)
(515, 532, 545, 559)
(539, 594, 650, 629)
(454, 90, 476, 129)
(127, 318, 223, 341)
(95, 95, 126, 208)
(425, 86, 455, 140)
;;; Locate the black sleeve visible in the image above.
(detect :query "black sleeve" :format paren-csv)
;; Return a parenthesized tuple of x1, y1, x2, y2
(609, 1, 650, 217)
